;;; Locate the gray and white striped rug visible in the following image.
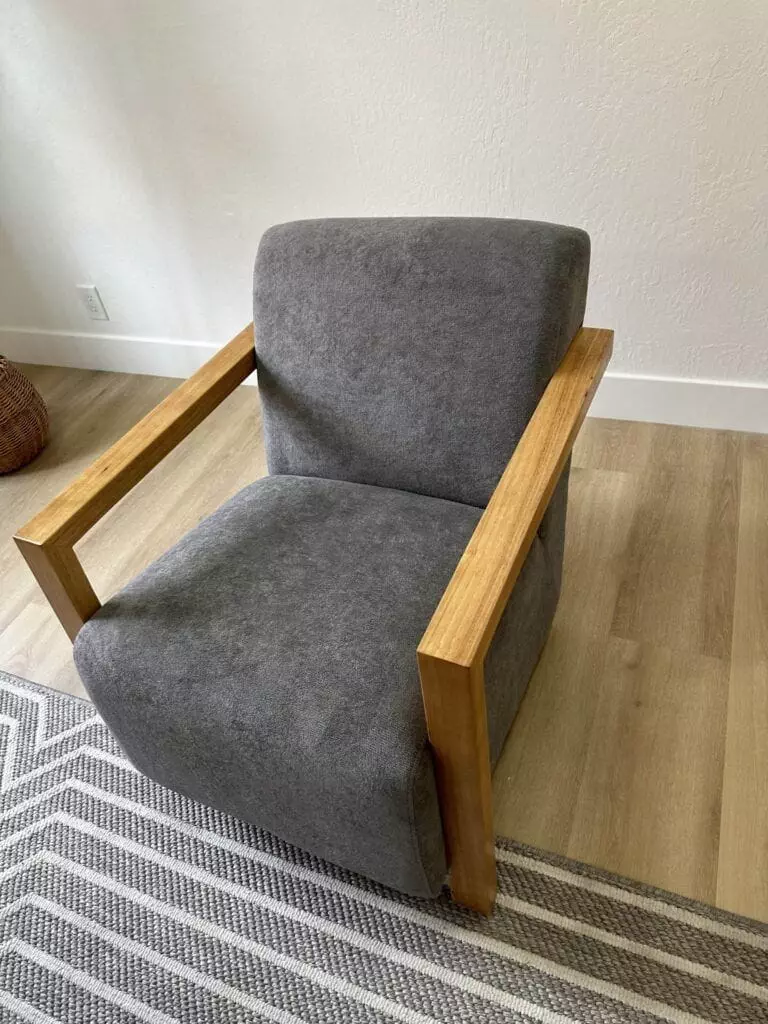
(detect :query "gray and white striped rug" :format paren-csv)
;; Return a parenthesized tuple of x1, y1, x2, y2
(0, 670, 766, 1024)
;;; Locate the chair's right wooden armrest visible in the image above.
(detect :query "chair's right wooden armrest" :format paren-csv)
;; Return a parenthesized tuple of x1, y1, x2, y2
(419, 326, 613, 671)
(417, 326, 613, 913)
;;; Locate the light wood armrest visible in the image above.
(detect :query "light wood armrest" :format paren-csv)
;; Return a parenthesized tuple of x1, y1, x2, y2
(420, 326, 613, 667)
(417, 325, 613, 912)
(14, 323, 256, 641)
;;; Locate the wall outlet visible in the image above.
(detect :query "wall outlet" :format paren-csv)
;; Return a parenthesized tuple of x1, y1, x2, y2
(77, 284, 110, 321)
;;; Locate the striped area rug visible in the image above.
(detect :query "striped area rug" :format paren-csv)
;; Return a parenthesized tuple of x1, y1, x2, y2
(0, 671, 766, 1024)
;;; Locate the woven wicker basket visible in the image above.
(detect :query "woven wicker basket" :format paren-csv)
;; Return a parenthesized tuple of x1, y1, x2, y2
(0, 357, 50, 473)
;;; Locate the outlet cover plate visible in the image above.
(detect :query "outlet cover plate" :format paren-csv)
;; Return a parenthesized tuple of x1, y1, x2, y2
(77, 284, 110, 321)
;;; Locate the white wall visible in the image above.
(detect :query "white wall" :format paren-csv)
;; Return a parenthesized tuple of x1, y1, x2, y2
(1, 1, 767, 429)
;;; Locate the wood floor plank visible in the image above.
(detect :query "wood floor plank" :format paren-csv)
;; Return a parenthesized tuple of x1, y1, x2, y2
(492, 465, 638, 849)
(567, 636, 728, 904)
(717, 433, 768, 921)
(610, 425, 740, 659)
(701, 430, 741, 659)
(572, 417, 656, 473)
(0, 599, 88, 698)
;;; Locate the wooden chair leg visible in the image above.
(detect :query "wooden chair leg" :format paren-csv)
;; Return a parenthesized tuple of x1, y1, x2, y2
(417, 653, 496, 914)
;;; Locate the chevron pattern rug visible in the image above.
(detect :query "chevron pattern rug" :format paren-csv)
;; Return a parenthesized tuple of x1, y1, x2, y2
(1, 671, 766, 1024)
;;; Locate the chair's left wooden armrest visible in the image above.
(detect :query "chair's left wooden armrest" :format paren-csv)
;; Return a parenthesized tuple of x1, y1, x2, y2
(14, 323, 256, 641)
(417, 326, 612, 913)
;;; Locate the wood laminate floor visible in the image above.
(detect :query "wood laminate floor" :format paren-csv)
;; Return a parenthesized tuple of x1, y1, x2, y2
(2, 364, 766, 922)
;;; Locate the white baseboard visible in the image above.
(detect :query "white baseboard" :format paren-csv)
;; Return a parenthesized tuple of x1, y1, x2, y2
(0, 327, 220, 378)
(591, 371, 768, 434)
(2, 327, 767, 434)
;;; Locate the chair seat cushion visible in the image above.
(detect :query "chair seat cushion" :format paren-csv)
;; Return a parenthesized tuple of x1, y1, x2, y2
(74, 475, 558, 896)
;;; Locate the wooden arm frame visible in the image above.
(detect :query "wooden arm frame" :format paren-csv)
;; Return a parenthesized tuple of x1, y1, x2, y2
(16, 319, 610, 916)
(14, 324, 256, 641)
(418, 326, 613, 913)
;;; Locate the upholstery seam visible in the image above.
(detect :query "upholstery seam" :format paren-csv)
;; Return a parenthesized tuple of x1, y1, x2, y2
(407, 740, 442, 897)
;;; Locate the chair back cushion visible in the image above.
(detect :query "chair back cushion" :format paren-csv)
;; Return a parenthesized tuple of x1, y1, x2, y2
(254, 217, 589, 507)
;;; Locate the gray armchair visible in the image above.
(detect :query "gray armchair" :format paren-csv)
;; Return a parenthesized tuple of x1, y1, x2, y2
(15, 218, 611, 913)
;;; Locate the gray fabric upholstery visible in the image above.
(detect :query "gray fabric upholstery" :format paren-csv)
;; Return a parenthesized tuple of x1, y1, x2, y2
(75, 217, 586, 898)
(254, 217, 589, 507)
(74, 474, 562, 897)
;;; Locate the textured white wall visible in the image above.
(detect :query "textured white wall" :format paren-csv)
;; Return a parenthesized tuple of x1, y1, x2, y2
(1, 1, 767, 395)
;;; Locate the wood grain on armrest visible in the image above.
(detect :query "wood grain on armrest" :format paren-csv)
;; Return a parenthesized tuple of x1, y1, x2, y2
(14, 324, 256, 640)
(419, 326, 613, 670)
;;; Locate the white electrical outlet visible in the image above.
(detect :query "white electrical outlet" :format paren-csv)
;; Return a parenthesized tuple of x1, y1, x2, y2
(77, 284, 110, 321)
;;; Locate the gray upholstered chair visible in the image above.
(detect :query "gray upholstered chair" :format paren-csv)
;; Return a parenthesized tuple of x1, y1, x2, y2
(15, 218, 612, 913)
